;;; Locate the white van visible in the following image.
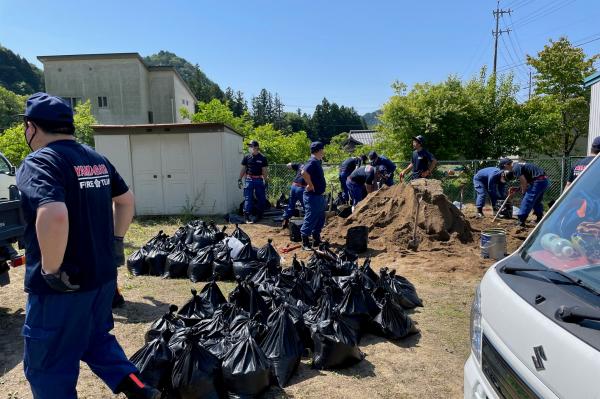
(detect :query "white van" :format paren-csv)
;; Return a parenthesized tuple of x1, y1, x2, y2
(464, 155, 600, 398)
(0, 152, 16, 200)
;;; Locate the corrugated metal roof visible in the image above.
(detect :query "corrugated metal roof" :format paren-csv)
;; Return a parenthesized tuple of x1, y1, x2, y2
(584, 71, 600, 88)
(348, 130, 378, 145)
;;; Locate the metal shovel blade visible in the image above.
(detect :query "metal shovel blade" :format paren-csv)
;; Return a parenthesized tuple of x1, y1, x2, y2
(408, 194, 423, 250)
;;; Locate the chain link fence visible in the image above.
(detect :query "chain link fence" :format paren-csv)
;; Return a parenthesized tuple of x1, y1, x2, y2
(266, 157, 586, 208)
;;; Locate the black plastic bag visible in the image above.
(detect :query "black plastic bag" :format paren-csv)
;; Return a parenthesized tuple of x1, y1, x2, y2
(193, 309, 229, 339)
(192, 222, 214, 249)
(188, 246, 214, 283)
(222, 332, 271, 399)
(338, 275, 380, 331)
(127, 247, 148, 276)
(289, 220, 303, 242)
(212, 242, 233, 280)
(346, 226, 369, 253)
(231, 224, 251, 245)
(230, 313, 268, 343)
(217, 302, 249, 325)
(198, 278, 227, 315)
(202, 336, 235, 360)
(168, 329, 221, 399)
(130, 331, 173, 390)
(371, 294, 419, 340)
(145, 304, 186, 344)
(249, 262, 279, 286)
(311, 309, 364, 370)
(257, 239, 281, 270)
(178, 289, 210, 326)
(164, 243, 191, 279)
(145, 245, 169, 277)
(233, 260, 263, 281)
(304, 287, 335, 330)
(230, 280, 270, 323)
(261, 304, 303, 387)
(376, 268, 423, 309)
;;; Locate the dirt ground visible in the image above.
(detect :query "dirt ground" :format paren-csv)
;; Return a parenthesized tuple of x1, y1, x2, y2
(0, 203, 532, 399)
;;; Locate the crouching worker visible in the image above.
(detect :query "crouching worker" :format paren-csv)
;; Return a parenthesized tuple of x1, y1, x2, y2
(16, 93, 159, 399)
(300, 142, 326, 250)
(473, 163, 509, 218)
(503, 159, 550, 227)
(339, 155, 367, 202)
(281, 162, 306, 228)
(347, 165, 387, 210)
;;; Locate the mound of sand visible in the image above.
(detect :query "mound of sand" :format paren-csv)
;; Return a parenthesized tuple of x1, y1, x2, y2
(323, 179, 473, 251)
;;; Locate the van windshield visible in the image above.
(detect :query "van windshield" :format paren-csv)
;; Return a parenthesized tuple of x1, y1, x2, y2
(520, 155, 600, 293)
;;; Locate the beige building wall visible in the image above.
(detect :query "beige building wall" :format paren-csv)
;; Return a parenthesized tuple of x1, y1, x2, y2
(41, 58, 149, 124)
(148, 70, 176, 123)
(173, 74, 195, 122)
(588, 83, 600, 154)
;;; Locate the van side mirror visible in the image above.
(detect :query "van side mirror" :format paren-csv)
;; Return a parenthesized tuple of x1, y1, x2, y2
(9, 166, 15, 176)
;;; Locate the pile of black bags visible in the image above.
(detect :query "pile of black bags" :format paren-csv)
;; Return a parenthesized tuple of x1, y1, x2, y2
(127, 221, 281, 283)
(130, 226, 421, 397)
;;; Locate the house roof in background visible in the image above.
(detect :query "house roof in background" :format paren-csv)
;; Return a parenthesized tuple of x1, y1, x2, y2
(347, 129, 378, 145)
(584, 71, 600, 88)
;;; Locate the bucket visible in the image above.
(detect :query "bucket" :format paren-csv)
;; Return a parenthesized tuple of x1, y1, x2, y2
(346, 226, 369, 253)
(480, 228, 507, 260)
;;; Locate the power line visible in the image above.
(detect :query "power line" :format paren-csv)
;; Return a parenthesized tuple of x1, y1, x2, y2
(508, 0, 577, 29)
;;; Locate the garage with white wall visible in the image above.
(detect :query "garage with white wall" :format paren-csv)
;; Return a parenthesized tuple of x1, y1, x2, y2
(93, 123, 243, 216)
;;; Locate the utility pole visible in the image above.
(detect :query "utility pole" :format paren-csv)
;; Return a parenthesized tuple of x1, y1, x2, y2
(492, 0, 512, 76)
(528, 69, 533, 99)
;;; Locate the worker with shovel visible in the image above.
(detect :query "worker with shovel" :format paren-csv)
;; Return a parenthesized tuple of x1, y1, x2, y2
(16, 93, 159, 398)
(473, 164, 508, 218)
(368, 151, 396, 186)
(239, 140, 269, 224)
(399, 135, 437, 181)
(502, 160, 550, 227)
(300, 142, 327, 250)
(281, 162, 306, 228)
(338, 155, 367, 202)
(346, 165, 387, 209)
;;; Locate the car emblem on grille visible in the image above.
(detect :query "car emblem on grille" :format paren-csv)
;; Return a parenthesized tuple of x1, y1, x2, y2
(532, 345, 547, 371)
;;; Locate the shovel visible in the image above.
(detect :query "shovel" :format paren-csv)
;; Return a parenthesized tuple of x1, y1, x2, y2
(408, 194, 423, 250)
(492, 188, 518, 223)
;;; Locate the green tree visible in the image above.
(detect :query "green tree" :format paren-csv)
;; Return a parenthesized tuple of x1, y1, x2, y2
(183, 98, 254, 136)
(0, 86, 25, 130)
(0, 45, 44, 95)
(246, 124, 311, 164)
(251, 89, 274, 126)
(526, 37, 598, 156)
(0, 124, 29, 166)
(311, 98, 365, 143)
(73, 100, 97, 146)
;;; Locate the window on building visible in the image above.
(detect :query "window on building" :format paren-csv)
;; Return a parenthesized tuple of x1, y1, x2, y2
(62, 97, 81, 109)
(182, 99, 185, 105)
(98, 96, 108, 108)
(148, 111, 154, 124)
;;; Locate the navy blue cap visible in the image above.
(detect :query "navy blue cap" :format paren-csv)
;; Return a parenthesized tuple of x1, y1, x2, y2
(310, 141, 324, 153)
(22, 92, 74, 124)
(368, 151, 378, 160)
(413, 135, 425, 144)
(592, 136, 600, 151)
(498, 158, 513, 169)
(248, 140, 259, 147)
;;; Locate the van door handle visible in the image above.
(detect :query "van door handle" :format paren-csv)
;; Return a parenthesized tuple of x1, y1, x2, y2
(153, 175, 157, 178)
(167, 175, 172, 178)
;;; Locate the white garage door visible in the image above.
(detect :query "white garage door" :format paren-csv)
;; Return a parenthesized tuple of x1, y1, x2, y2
(131, 135, 164, 215)
(160, 134, 191, 214)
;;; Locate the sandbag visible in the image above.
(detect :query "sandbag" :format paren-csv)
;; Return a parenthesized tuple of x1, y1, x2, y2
(222, 332, 271, 399)
(178, 289, 210, 326)
(193, 310, 229, 340)
(371, 294, 419, 340)
(192, 222, 214, 249)
(261, 305, 303, 388)
(233, 260, 263, 281)
(198, 278, 227, 315)
(168, 330, 221, 399)
(257, 239, 281, 270)
(338, 275, 380, 331)
(145, 246, 169, 276)
(311, 310, 364, 370)
(130, 332, 173, 390)
(212, 242, 233, 280)
(231, 224, 251, 245)
(230, 313, 268, 343)
(164, 244, 191, 279)
(127, 247, 148, 276)
(346, 226, 368, 253)
(289, 219, 303, 242)
(188, 246, 214, 283)
(377, 268, 423, 309)
(337, 204, 352, 218)
(145, 304, 186, 344)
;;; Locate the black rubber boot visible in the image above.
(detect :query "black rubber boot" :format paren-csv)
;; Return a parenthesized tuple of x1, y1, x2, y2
(301, 235, 312, 251)
(516, 217, 526, 227)
(281, 218, 289, 229)
(476, 207, 484, 219)
(312, 235, 322, 249)
(116, 373, 161, 399)
(244, 213, 253, 224)
(535, 213, 543, 223)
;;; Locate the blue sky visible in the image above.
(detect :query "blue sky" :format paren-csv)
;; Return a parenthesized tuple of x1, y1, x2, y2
(1, 0, 599, 114)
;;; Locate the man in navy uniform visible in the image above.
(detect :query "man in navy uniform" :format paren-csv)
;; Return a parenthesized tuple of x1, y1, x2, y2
(281, 162, 306, 228)
(399, 135, 437, 181)
(472, 164, 508, 218)
(338, 155, 367, 202)
(503, 160, 549, 227)
(368, 151, 396, 186)
(300, 142, 326, 250)
(16, 93, 159, 398)
(346, 165, 387, 208)
(238, 140, 268, 224)
(566, 136, 600, 189)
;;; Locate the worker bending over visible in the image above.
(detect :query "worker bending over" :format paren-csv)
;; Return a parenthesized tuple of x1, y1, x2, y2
(368, 151, 396, 186)
(281, 162, 306, 228)
(503, 160, 549, 227)
(338, 155, 367, 202)
(300, 142, 326, 250)
(239, 140, 268, 224)
(16, 93, 158, 399)
(473, 163, 509, 218)
(346, 165, 387, 209)
(399, 135, 437, 181)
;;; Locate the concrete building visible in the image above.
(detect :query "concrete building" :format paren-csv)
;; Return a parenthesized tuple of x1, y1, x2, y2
(93, 123, 243, 216)
(585, 71, 600, 153)
(37, 53, 196, 125)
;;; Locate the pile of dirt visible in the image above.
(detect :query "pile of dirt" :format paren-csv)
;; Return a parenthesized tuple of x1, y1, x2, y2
(323, 179, 473, 251)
